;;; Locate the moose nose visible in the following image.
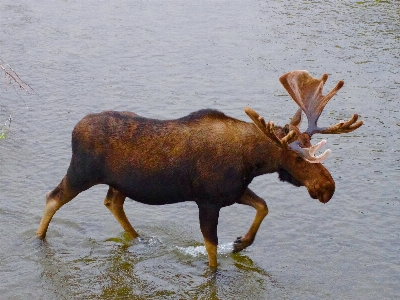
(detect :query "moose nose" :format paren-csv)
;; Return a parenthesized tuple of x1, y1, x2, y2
(318, 181, 335, 203)
(309, 180, 335, 203)
(320, 190, 333, 203)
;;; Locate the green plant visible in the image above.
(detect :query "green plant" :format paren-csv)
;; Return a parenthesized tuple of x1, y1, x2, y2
(0, 115, 11, 139)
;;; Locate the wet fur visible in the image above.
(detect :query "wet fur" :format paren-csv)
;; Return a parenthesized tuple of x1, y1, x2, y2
(38, 108, 336, 267)
(278, 168, 303, 187)
(67, 110, 274, 207)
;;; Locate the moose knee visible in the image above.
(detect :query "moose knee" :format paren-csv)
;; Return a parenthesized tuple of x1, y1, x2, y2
(104, 187, 125, 208)
(258, 201, 268, 217)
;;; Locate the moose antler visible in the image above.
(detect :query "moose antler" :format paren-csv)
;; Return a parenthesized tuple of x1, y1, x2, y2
(245, 106, 330, 163)
(244, 107, 297, 148)
(245, 71, 362, 164)
(279, 70, 363, 136)
(277, 70, 363, 163)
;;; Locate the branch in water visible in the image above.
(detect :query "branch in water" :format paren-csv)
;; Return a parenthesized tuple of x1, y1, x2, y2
(1, 58, 39, 102)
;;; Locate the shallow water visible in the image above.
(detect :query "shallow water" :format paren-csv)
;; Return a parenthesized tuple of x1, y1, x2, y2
(1, 0, 399, 299)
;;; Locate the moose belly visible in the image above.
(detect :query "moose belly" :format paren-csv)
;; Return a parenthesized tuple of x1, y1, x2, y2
(103, 167, 246, 207)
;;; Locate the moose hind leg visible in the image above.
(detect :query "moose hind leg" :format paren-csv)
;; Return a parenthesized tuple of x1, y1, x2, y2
(233, 188, 268, 253)
(104, 186, 139, 239)
(37, 176, 82, 239)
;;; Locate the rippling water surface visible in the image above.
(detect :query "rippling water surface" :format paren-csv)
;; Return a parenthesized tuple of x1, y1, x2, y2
(1, 1, 399, 299)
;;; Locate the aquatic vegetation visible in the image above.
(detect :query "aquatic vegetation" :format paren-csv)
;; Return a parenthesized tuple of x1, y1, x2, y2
(0, 115, 11, 139)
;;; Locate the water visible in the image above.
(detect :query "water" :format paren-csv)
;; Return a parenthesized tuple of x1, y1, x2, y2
(1, 0, 399, 299)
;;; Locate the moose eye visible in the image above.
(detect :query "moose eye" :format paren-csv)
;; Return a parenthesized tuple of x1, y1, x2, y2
(283, 124, 290, 135)
(295, 156, 304, 163)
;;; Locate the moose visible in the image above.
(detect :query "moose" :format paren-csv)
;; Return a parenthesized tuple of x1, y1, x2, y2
(37, 70, 363, 267)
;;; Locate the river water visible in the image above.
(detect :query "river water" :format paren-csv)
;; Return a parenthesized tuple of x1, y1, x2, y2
(0, 0, 398, 299)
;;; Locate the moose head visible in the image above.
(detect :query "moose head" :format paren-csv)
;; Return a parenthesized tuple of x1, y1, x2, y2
(245, 70, 363, 203)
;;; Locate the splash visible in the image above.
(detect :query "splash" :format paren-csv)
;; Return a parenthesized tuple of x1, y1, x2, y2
(176, 243, 233, 257)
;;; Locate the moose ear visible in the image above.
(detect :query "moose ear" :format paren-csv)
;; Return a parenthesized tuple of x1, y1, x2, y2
(290, 108, 303, 128)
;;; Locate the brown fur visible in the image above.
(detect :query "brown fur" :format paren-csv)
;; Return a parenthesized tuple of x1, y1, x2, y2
(37, 109, 335, 267)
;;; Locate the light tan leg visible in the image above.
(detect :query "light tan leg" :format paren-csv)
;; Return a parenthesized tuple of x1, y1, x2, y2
(198, 204, 220, 268)
(233, 188, 268, 252)
(104, 186, 139, 239)
(204, 240, 218, 268)
(37, 176, 80, 239)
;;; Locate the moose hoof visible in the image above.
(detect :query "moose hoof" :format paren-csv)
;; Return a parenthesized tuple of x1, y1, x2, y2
(233, 236, 245, 253)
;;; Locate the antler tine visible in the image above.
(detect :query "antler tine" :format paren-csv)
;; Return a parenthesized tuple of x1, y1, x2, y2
(320, 80, 344, 111)
(305, 79, 345, 135)
(265, 121, 287, 147)
(244, 107, 296, 148)
(317, 113, 364, 134)
(280, 130, 297, 147)
(244, 107, 266, 133)
(289, 140, 331, 163)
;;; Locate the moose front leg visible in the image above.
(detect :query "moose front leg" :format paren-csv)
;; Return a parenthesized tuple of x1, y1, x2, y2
(233, 188, 268, 252)
(104, 186, 139, 239)
(198, 204, 220, 268)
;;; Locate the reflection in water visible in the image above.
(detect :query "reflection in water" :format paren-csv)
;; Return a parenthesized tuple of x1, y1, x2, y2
(38, 233, 279, 299)
(1, 0, 399, 298)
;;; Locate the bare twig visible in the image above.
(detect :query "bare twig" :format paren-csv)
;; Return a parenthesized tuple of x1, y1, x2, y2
(1, 58, 40, 103)
(1, 58, 36, 139)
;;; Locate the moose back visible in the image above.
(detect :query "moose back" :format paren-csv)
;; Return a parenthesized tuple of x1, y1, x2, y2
(37, 70, 362, 267)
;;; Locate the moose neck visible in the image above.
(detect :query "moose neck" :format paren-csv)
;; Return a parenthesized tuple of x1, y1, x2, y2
(238, 122, 283, 178)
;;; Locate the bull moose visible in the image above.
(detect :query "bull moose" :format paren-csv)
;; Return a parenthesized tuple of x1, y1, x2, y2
(37, 70, 363, 267)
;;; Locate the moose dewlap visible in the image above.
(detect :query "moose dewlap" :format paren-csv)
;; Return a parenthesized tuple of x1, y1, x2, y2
(37, 70, 363, 267)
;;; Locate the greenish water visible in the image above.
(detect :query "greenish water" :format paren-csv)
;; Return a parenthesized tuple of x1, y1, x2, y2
(1, 0, 398, 299)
